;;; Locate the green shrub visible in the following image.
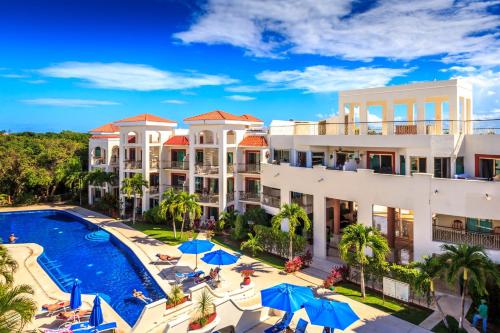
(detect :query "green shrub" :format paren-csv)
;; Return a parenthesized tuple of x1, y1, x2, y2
(231, 214, 247, 240)
(243, 207, 270, 227)
(143, 205, 167, 224)
(254, 225, 306, 259)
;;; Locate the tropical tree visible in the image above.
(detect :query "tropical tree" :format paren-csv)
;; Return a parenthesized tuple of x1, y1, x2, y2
(0, 247, 18, 285)
(87, 169, 117, 188)
(121, 173, 149, 224)
(240, 233, 264, 256)
(218, 210, 238, 230)
(174, 192, 202, 239)
(0, 283, 37, 333)
(440, 244, 500, 329)
(338, 224, 389, 298)
(195, 290, 214, 326)
(159, 188, 180, 238)
(63, 158, 88, 206)
(271, 203, 311, 261)
(413, 256, 449, 329)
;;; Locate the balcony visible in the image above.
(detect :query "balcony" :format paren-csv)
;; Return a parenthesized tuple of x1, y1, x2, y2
(227, 164, 235, 173)
(124, 160, 142, 169)
(239, 191, 260, 202)
(150, 159, 160, 169)
(195, 164, 219, 175)
(149, 185, 159, 195)
(261, 194, 281, 208)
(92, 157, 105, 166)
(226, 192, 235, 202)
(164, 185, 189, 193)
(110, 156, 119, 165)
(197, 193, 219, 204)
(237, 163, 261, 174)
(163, 160, 189, 170)
(432, 225, 500, 250)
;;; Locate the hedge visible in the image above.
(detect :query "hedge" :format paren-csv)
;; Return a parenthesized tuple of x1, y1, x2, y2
(254, 225, 306, 259)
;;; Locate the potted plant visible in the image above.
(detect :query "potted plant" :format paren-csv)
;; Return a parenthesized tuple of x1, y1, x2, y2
(188, 290, 216, 330)
(241, 269, 254, 285)
(166, 284, 189, 309)
(284, 256, 303, 273)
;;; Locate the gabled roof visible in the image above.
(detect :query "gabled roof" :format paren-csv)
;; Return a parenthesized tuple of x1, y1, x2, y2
(239, 135, 268, 147)
(164, 135, 189, 146)
(184, 110, 262, 123)
(89, 123, 119, 133)
(115, 113, 176, 124)
(90, 134, 120, 139)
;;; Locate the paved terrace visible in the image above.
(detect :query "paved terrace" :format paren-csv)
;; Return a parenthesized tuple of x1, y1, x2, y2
(2, 204, 470, 333)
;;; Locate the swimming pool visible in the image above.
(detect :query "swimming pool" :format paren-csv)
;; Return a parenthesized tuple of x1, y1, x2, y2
(0, 210, 166, 326)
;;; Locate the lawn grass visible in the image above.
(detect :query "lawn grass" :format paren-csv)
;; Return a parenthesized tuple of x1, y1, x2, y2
(432, 315, 467, 333)
(211, 235, 286, 270)
(334, 282, 433, 325)
(125, 222, 197, 246)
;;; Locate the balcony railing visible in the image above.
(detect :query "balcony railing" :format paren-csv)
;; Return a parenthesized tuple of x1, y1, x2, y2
(150, 159, 160, 169)
(149, 185, 159, 194)
(110, 156, 119, 165)
(239, 191, 260, 202)
(197, 193, 219, 204)
(237, 163, 261, 174)
(163, 185, 189, 194)
(226, 192, 235, 202)
(195, 164, 219, 175)
(433, 225, 500, 250)
(163, 160, 189, 170)
(92, 157, 105, 165)
(124, 160, 142, 169)
(261, 194, 281, 208)
(227, 164, 235, 173)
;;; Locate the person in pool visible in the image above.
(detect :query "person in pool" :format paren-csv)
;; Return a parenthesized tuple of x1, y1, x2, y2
(9, 233, 18, 244)
(132, 289, 152, 303)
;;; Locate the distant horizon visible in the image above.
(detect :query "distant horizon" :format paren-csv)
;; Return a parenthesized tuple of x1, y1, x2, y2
(1, 0, 498, 132)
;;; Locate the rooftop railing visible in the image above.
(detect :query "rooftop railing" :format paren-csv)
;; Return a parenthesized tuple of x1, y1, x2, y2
(163, 160, 189, 170)
(433, 225, 500, 250)
(195, 163, 220, 175)
(197, 193, 220, 204)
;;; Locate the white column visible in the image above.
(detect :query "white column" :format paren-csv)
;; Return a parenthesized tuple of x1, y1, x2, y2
(411, 173, 433, 261)
(119, 134, 126, 216)
(188, 133, 196, 194)
(386, 101, 394, 135)
(312, 194, 326, 259)
(219, 129, 227, 213)
(449, 94, 459, 135)
(142, 134, 150, 213)
(359, 102, 368, 135)
(338, 100, 346, 135)
(416, 98, 426, 134)
(306, 151, 312, 168)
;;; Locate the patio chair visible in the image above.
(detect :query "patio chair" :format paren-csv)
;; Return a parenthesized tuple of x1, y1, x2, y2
(175, 270, 204, 283)
(264, 311, 293, 333)
(295, 319, 309, 333)
(77, 322, 117, 333)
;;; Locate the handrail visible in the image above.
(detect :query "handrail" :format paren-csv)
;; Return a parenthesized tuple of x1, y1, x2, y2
(432, 225, 500, 250)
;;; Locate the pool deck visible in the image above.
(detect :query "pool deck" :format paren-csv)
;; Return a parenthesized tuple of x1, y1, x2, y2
(1, 204, 434, 333)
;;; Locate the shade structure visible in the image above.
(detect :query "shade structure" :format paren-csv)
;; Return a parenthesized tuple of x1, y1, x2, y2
(260, 283, 314, 313)
(89, 295, 104, 327)
(70, 279, 82, 310)
(201, 249, 238, 267)
(304, 298, 359, 331)
(178, 239, 214, 269)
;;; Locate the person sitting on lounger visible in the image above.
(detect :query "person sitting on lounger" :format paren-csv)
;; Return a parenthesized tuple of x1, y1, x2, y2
(132, 289, 153, 303)
(42, 300, 70, 313)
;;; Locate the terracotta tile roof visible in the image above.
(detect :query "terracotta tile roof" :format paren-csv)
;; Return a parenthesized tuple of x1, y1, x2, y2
(89, 123, 119, 133)
(115, 113, 176, 124)
(90, 135, 120, 139)
(164, 135, 189, 146)
(239, 135, 268, 147)
(184, 110, 262, 122)
(240, 114, 263, 122)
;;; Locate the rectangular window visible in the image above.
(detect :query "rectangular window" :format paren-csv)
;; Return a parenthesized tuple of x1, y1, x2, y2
(400, 155, 406, 175)
(410, 157, 427, 174)
(194, 177, 203, 193)
(434, 157, 450, 178)
(466, 218, 492, 233)
(312, 152, 325, 166)
(171, 174, 186, 187)
(297, 151, 307, 167)
(171, 149, 186, 162)
(478, 157, 500, 179)
(195, 150, 204, 164)
(273, 149, 290, 163)
(245, 179, 260, 193)
(227, 152, 234, 164)
(456, 156, 464, 174)
(368, 152, 393, 174)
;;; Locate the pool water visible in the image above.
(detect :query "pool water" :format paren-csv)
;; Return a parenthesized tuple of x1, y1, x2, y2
(0, 210, 166, 326)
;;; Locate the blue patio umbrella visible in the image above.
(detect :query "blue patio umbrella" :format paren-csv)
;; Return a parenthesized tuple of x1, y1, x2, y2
(178, 239, 214, 269)
(260, 283, 314, 313)
(89, 295, 104, 327)
(201, 249, 238, 267)
(303, 298, 359, 331)
(69, 279, 82, 310)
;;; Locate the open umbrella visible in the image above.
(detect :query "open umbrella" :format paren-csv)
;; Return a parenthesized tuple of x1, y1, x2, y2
(70, 279, 82, 310)
(178, 239, 214, 269)
(89, 295, 104, 327)
(201, 249, 238, 267)
(303, 298, 359, 331)
(260, 283, 314, 313)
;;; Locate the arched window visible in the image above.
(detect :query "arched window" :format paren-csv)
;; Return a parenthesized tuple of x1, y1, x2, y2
(199, 130, 214, 144)
(227, 130, 236, 144)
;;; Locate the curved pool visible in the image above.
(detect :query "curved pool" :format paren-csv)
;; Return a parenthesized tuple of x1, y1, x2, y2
(0, 210, 166, 326)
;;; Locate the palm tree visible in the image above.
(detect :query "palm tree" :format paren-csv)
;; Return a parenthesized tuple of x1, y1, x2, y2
(0, 283, 37, 333)
(440, 244, 500, 329)
(240, 233, 264, 256)
(87, 169, 117, 188)
(0, 247, 18, 285)
(271, 203, 311, 261)
(338, 224, 389, 298)
(413, 256, 449, 329)
(160, 188, 180, 238)
(63, 158, 88, 206)
(175, 192, 201, 239)
(121, 173, 149, 224)
(218, 210, 238, 230)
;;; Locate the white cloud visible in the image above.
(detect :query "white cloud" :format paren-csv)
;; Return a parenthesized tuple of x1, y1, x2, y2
(1, 73, 29, 78)
(161, 99, 187, 104)
(226, 94, 255, 101)
(175, 0, 499, 66)
(25, 79, 47, 84)
(21, 98, 120, 108)
(38, 62, 237, 91)
(229, 65, 411, 94)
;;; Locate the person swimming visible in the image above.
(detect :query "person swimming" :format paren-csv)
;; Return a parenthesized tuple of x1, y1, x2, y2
(132, 289, 152, 303)
(9, 233, 18, 244)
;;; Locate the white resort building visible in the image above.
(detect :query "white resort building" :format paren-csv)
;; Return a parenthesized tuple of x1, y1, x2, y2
(88, 79, 500, 267)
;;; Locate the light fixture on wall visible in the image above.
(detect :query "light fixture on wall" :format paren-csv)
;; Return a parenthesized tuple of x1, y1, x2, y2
(485, 193, 492, 201)
(434, 189, 439, 195)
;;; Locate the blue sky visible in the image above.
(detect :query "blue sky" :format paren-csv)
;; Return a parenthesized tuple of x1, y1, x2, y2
(0, 0, 498, 132)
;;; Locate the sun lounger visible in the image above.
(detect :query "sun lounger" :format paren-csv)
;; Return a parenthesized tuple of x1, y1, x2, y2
(41, 301, 70, 316)
(38, 328, 73, 333)
(57, 309, 92, 323)
(175, 270, 204, 283)
(264, 312, 293, 333)
(74, 322, 117, 333)
(295, 319, 308, 333)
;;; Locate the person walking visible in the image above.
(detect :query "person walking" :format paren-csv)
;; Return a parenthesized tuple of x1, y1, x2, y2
(472, 299, 488, 333)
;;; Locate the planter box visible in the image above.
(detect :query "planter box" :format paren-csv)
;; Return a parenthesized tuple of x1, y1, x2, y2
(188, 312, 217, 331)
(165, 295, 189, 309)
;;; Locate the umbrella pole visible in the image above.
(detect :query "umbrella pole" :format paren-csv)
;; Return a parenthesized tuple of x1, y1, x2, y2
(195, 253, 198, 270)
